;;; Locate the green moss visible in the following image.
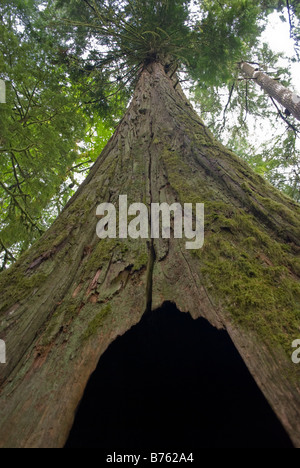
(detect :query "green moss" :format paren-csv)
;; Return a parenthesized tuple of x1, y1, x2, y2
(0, 266, 48, 314)
(241, 183, 253, 195)
(196, 206, 300, 355)
(161, 147, 212, 203)
(133, 249, 149, 272)
(39, 298, 83, 346)
(258, 196, 300, 229)
(82, 304, 112, 341)
(85, 239, 118, 272)
(158, 122, 300, 358)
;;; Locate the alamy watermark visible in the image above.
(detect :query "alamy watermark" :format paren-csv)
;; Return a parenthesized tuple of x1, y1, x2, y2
(0, 340, 6, 364)
(292, 339, 300, 365)
(0, 80, 6, 104)
(96, 195, 204, 250)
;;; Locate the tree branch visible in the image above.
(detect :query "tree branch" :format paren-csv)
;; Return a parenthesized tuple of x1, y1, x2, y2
(82, 0, 97, 13)
(269, 96, 299, 135)
(23, 81, 40, 123)
(0, 144, 35, 153)
(0, 239, 16, 263)
(68, 160, 93, 172)
(243, 79, 249, 124)
(0, 180, 41, 231)
(221, 82, 235, 130)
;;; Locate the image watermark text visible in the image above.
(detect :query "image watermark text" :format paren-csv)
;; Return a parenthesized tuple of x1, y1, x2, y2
(0, 80, 6, 104)
(96, 195, 204, 250)
(292, 339, 300, 364)
(0, 340, 6, 364)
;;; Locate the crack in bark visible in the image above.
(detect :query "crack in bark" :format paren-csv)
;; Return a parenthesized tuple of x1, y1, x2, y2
(145, 108, 156, 313)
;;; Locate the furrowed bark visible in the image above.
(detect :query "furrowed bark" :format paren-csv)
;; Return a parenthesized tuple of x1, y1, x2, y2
(240, 61, 300, 121)
(0, 62, 300, 448)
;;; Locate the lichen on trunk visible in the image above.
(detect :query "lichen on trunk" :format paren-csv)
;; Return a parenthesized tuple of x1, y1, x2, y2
(0, 62, 300, 448)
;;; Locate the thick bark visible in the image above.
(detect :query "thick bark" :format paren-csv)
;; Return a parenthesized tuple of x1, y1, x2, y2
(240, 61, 300, 121)
(0, 62, 300, 448)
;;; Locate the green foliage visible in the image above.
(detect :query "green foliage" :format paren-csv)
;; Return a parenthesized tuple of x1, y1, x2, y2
(51, 0, 194, 96)
(122, 0, 192, 65)
(0, 0, 113, 269)
(189, 0, 263, 85)
(53, 0, 263, 89)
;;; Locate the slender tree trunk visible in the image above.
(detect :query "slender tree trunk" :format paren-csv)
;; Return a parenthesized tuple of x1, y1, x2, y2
(0, 61, 300, 448)
(240, 61, 300, 121)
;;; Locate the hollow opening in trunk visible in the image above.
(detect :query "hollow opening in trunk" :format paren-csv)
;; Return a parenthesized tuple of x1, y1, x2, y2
(65, 301, 293, 448)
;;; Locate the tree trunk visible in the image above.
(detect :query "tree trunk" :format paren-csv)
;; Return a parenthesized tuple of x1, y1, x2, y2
(0, 61, 300, 448)
(240, 61, 300, 121)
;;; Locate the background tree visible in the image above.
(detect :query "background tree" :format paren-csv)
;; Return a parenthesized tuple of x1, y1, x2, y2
(194, 23, 300, 202)
(239, 61, 300, 121)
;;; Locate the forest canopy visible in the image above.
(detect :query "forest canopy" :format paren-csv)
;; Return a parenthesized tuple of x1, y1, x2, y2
(0, 0, 299, 270)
